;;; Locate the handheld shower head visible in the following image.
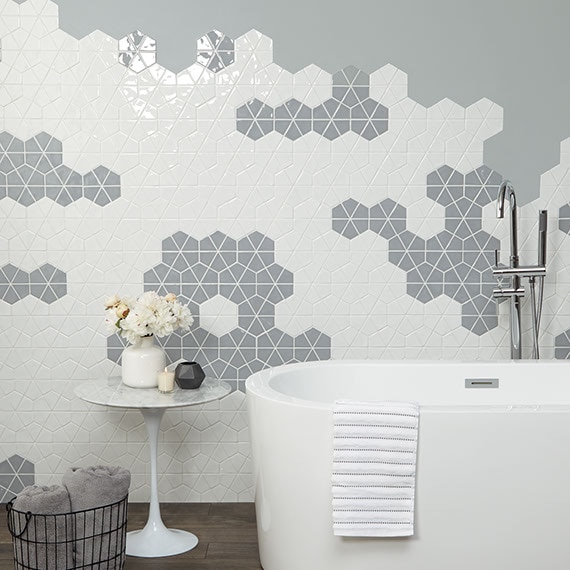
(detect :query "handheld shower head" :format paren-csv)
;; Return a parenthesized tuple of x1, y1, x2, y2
(538, 209, 547, 267)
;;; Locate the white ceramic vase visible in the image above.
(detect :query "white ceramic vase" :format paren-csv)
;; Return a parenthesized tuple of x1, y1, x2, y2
(121, 336, 166, 388)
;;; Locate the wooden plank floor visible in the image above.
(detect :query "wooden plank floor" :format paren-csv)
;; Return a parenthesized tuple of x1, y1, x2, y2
(0, 502, 263, 570)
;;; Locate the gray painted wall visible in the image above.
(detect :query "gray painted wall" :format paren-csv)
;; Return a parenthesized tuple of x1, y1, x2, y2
(52, 0, 570, 204)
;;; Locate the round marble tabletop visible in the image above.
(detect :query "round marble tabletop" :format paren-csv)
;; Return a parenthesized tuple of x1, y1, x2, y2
(74, 376, 231, 409)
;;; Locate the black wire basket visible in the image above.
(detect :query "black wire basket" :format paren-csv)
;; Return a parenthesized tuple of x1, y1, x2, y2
(6, 495, 128, 570)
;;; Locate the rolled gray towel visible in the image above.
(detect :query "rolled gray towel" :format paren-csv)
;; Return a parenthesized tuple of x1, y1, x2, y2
(11, 485, 72, 570)
(63, 465, 130, 569)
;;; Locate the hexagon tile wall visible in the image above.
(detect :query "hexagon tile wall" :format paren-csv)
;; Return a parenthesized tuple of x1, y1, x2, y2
(0, 132, 121, 206)
(107, 231, 331, 390)
(0, 263, 66, 304)
(332, 165, 502, 336)
(118, 28, 235, 74)
(2, 0, 570, 503)
(237, 66, 389, 141)
(118, 30, 157, 72)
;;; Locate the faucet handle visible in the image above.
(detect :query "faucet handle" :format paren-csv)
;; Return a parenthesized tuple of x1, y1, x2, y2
(493, 249, 505, 292)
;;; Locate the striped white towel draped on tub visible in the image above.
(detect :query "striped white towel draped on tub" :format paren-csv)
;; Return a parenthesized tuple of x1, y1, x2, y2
(332, 400, 420, 537)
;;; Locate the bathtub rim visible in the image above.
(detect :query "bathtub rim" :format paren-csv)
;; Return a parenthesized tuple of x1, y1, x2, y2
(245, 359, 570, 412)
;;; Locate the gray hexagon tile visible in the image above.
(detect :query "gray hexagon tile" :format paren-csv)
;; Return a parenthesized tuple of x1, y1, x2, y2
(0, 263, 66, 304)
(275, 99, 312, 140)
(313, 98, 350, 140)
(46, 165, 83, 206)
(236, 99, 275, 141)
(29, 264, 67, 304)
(0, 133, 24, 173)
(236, 65, 388, 141)
(350, 97, 389, 140)
(197, 30, 235, 72)
(332, 198, 369, 239)
(25, 132, 62, 173)
(0, 132, 121, 206)
(107, 231, 331, 389)
(332, 66, 370, 108)
(83, 166, 121, 206)
(332, 165, 502, 335)
(0, 455, 35, 502)
(118, 30, 157, 72)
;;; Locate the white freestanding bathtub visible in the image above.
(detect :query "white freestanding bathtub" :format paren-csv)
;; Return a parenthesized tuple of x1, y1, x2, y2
(245, 360, 570, 570)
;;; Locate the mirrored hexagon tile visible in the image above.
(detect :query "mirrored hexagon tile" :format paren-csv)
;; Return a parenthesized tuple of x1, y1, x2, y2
(108, 231, 331, 388)
(197, 30, 235, 72)
(118, 30, 157, 72)
(332, 165, 503, 335)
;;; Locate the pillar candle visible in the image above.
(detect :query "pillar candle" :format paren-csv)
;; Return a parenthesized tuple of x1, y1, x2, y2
(158, 367, 175, 393)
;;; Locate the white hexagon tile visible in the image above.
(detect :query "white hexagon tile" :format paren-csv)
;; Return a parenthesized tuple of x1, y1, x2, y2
(1, 0, 569, 502)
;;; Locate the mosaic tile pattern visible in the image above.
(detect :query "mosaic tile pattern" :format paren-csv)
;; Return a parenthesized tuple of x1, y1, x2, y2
(236, 99, 275, 141)
(197, 30, 235, 72)
(1, 2, 564, 505)
(0, 132, 120, 206)
(117, 28, 235, 75)
(107, 231, 331, 388)
(0, 455, 34, 502)
(333, 165, 502, 335)
(118, 30, 157, 72)
(237, 65, 388, 141)
(0, 379, 253, 502)
(0, 263, 67, 304)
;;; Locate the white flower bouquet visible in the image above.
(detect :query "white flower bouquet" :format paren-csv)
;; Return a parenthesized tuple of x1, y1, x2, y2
(105, 291, 193, 345)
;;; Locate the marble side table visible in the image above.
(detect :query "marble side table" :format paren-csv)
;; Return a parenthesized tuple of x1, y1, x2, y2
(74, 376, 231, 558)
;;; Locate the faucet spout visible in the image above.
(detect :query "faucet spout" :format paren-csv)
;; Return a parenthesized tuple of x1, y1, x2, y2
(496, 180, 519, 268)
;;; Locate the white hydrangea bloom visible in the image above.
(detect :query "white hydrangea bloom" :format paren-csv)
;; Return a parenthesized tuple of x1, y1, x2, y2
(106, 290, 194, 345)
